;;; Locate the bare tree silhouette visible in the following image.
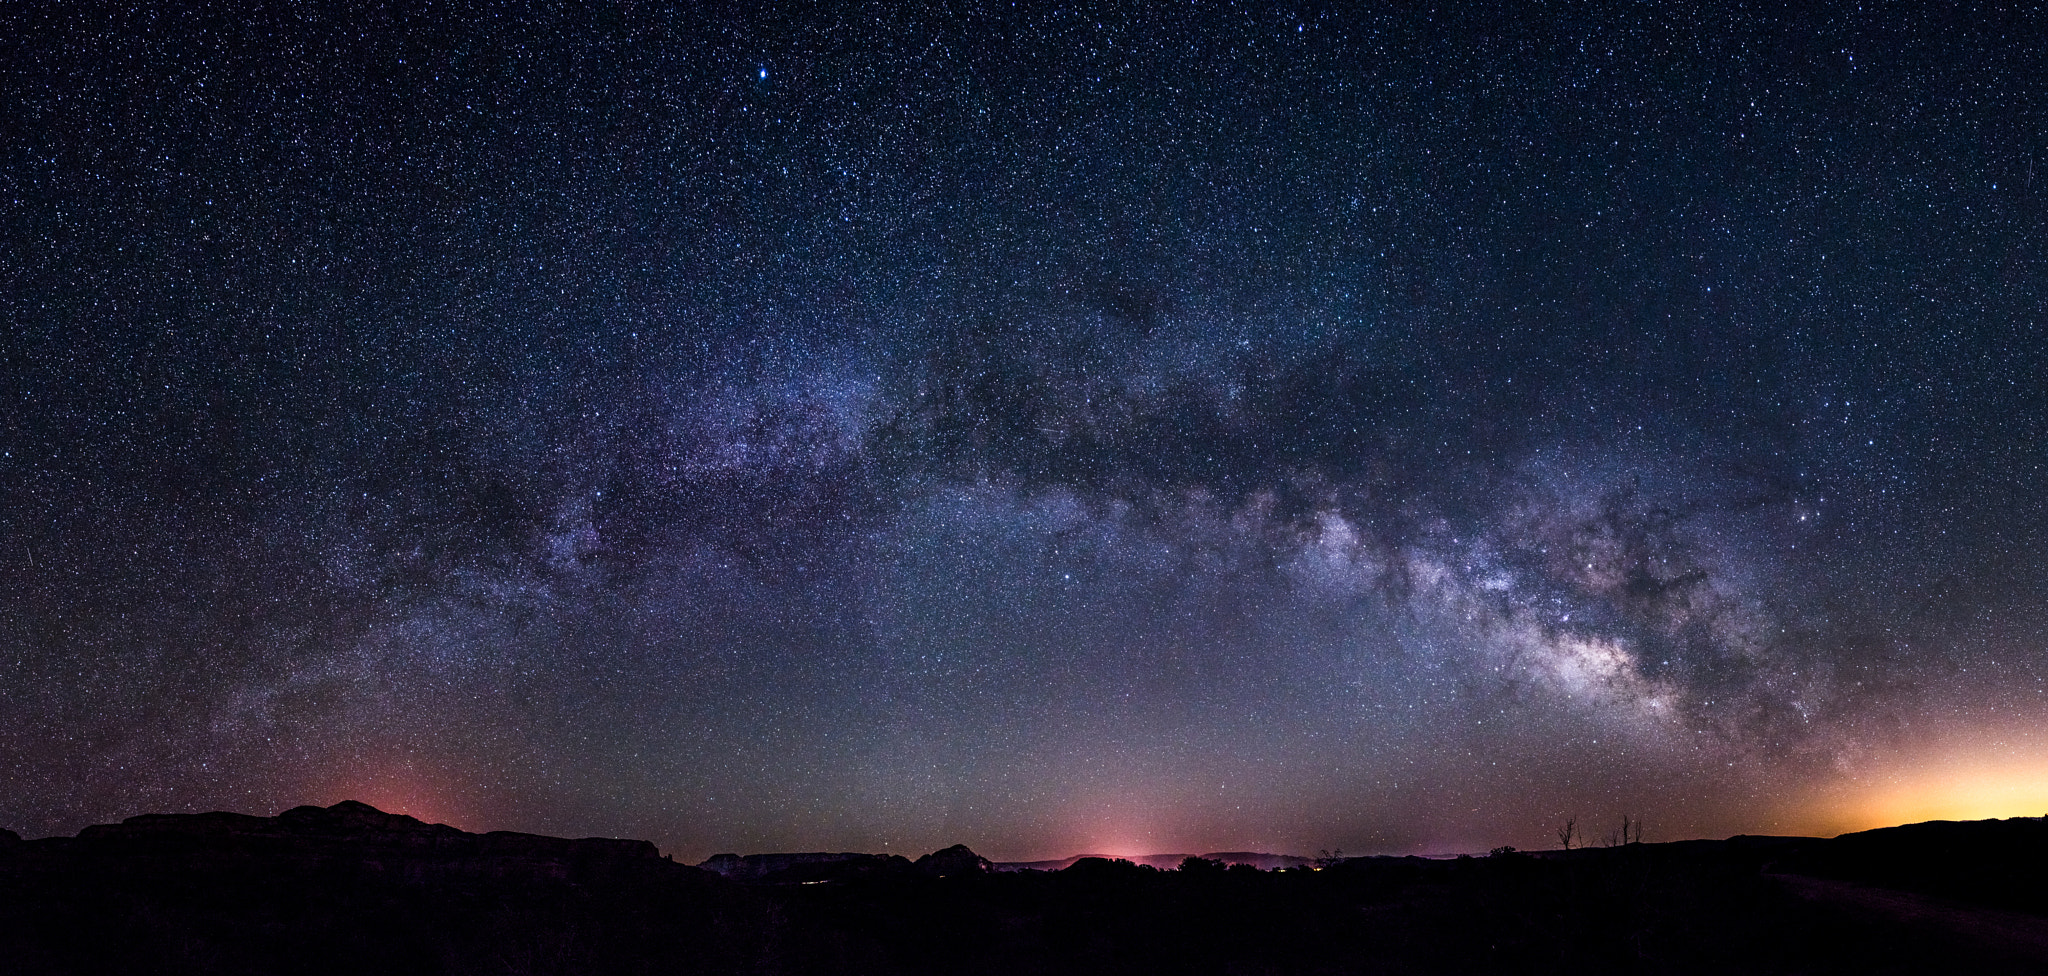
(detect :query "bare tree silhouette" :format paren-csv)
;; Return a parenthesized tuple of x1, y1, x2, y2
(1605, 814, 1644, 847)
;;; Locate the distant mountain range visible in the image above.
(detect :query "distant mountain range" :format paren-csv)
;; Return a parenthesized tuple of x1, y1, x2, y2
(692, 847, 1311, 880)
(989, 851, 1314, 872)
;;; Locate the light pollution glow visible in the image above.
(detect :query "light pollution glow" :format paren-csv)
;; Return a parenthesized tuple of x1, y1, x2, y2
(1790, 735, 2048, 837)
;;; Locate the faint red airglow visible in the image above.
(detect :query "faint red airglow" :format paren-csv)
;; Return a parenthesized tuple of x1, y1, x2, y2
(1053, 784, 1176, 862)
(1075, 845, 1151, 863)
(1062, 826, 1161, 863)
(319, 767, 468, 830)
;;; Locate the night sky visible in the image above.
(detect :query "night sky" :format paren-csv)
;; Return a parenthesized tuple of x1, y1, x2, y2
(6, 2, 2048, 862)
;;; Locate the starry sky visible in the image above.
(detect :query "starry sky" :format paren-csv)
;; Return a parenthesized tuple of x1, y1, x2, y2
(6, 2, 2048, 861)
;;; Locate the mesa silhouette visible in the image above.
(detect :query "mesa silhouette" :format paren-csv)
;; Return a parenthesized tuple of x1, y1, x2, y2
(3, 801, 2046, 974)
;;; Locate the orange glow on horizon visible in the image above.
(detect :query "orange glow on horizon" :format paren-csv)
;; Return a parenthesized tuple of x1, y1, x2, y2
(1794, 737, 2048, 836)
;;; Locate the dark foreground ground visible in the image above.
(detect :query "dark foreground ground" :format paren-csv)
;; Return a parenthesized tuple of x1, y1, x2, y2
(3, 802, 2045, 975)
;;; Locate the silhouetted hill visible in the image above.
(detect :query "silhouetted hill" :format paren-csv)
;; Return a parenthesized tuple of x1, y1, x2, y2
(1776, 816, 2048, 915)
(65, 799, 661, 874)
(4, 803, 2048, 974)
(0, 800, 774, 975)
(1200, 850, 1315, 870)
(913, 843, 993, 877)
(993, 855, 1079, 872)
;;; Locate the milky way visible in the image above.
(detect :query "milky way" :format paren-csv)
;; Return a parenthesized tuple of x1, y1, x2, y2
(5, 3, 2047, 859)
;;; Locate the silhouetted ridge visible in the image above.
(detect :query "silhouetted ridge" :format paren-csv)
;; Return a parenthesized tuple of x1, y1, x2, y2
(67, 799, 660, 868)
(0, 801, 775, 974)
(278, 798, 457, 834)
(698, 844, 992, 883)
(1060, 855, 1143, 876)
(6, 809, 2048, 973)
(1200, 851, 1314, 870)
(699, 851, 912, 882)
(1780, 816, 2048, 915)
